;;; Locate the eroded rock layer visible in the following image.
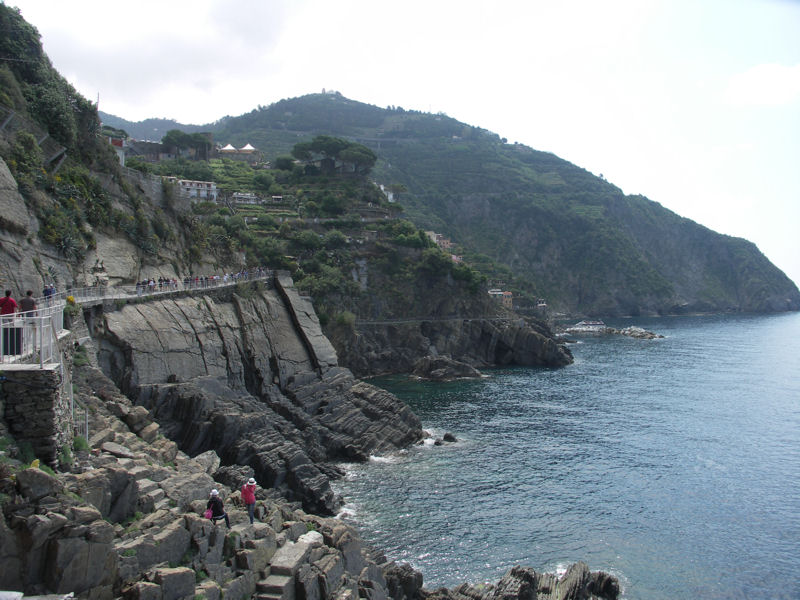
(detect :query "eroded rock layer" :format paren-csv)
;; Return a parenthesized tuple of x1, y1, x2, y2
(93, 279, 422, 514)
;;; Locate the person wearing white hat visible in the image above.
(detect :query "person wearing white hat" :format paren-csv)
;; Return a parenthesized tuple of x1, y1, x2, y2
(206, 489, 230, 528)
(241, 477, 257, 524)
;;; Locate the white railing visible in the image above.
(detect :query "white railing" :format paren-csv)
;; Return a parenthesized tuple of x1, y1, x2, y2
(2, 268, 273, 366)
(0, 303, 64, 366)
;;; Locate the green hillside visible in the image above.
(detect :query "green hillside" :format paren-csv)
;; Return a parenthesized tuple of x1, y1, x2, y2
(205, 94, 799, 315)
(90, 69, 800, 315)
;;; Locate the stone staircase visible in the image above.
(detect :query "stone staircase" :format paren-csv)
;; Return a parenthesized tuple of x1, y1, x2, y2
(256, 536, 315, 600)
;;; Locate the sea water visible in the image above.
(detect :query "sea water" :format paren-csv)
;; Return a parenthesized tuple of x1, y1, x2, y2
(332, 313, 800, 600)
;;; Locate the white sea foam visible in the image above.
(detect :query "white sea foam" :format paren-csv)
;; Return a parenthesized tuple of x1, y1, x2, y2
(369, 454, 399, 464)
(336, 502, 358, 520)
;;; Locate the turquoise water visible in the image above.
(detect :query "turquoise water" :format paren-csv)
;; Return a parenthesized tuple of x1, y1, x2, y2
(332, 313, 800, 600)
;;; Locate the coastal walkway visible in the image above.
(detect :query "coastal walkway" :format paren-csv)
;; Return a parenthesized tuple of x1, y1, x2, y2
(355, 315, 516, 326)
(0, 268, 271, 447)
(0, 268, 272, 367)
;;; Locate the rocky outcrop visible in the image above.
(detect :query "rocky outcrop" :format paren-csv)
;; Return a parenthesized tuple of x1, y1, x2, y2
(608, 326, 664, 339)
(2, 455, 619, 600)
(412, 356, 482, 381)
(333, 318, 572, 378)
(562, 325, 664, 339)
(91, 280, 422, 515)
(0, 283, 619, 600)
(425, 563, 619, 600)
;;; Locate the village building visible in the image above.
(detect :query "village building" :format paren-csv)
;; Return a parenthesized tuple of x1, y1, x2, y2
(231, 192, 262, 205)
(425, 231, 453, 250)
(107, 136, 127, 165)
(162, 178, 218, 202)
(488, 288, 514, 309)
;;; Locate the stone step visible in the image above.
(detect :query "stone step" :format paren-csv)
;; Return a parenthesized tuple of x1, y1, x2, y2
(256, 574, 294, 600)
(269, 541, 310, 576)
(256, 574, 292, 594)
(128, 465, 153, 480)
(145, 487, 166, 503)
(153, 497, 174, 511)
(255, 595, 284, 600)
(136, 478, 159, 494)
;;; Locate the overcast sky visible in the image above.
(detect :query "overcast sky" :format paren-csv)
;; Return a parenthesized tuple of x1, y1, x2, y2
(8, 0, 800, 287)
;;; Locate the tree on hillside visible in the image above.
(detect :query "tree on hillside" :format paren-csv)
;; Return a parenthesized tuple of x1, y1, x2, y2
(309, 135, 350, 158)
(253, 171, 274, 192)
(274, 155, 295, 170)
(290, 135, 377, 176)
(190, 132, 212, 160)
(162, 129, 193, 152)
(339, 145, 377, 175)
(291, 142, 313, 161)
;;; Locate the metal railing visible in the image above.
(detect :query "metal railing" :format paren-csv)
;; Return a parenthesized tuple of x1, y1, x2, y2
(1, 302, 65, 366)
(2, 268, 273, 366)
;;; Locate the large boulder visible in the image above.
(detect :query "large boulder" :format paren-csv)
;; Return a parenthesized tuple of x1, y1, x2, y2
(44, 535, 117, 595)
(411, 355, 482, 381)
(16, 467, 63, 501)
(68, 466, 139, 523)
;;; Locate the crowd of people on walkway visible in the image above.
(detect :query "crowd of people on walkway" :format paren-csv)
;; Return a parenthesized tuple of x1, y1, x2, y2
(1, 267, 271, 359)
(135, 267, 271, 296)
(1, 289, 36, 356)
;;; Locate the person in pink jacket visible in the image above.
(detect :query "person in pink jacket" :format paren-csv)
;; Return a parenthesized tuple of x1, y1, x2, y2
(241, 477, 257, 524)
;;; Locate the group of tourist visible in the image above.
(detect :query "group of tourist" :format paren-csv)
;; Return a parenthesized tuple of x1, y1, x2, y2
(134, 267, 271, 297)
(205, 477, 258, 528)
(1, 289, 37, 356)
(42, 283, 57, 304)
(135, 278, 180, 295)
(1, 289, 39, 316)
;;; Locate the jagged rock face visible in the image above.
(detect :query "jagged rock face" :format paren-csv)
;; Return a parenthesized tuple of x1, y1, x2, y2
(95, 282, 422, 515)
(332, 317, 573, 377)
(426, 563, 619, 600)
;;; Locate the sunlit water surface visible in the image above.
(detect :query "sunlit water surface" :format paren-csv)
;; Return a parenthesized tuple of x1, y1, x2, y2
(332, 313, 800, 600)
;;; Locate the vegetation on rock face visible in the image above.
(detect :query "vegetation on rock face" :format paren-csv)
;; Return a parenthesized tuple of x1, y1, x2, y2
(197, 93, 798, 316)
(0, 7, 110, 167)
(0, 5, 186, 275)
(4, 2, 798, 316)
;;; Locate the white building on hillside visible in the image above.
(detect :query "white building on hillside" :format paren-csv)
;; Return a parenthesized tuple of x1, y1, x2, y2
(179, 179, 217, 202)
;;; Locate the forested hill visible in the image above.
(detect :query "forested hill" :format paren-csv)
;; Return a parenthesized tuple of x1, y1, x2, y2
(195, 93, 797, 316)
(101, 92, 799, 316)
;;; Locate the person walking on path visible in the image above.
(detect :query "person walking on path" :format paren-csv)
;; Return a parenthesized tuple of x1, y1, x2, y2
(0, 290, 17, 316)
(241, 477, 257, 524)
(1, 290, 20, 356)
(19, 290, 36, 314)
(206, 489, 230, 528)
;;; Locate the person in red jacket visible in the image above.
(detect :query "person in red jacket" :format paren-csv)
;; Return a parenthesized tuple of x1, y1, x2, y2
(1, 290, 20, 356)
(241, 477, 257, 524)
(0, 290, 17, 315)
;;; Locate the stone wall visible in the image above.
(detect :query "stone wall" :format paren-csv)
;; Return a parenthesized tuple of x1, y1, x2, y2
(1, 364, 71, 467)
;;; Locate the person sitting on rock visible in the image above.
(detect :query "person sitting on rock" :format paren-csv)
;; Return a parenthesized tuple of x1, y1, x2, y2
(241, 477, 257, 524)
(206, 489, 230, 528)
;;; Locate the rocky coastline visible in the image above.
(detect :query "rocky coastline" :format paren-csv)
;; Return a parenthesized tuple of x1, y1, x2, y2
(1, 280, 619, 600)
(0, 360, 620, 600)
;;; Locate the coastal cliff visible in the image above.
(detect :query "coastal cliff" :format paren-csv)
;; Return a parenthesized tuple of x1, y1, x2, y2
(330, 317, 572, 378)
(90, 276, 422, 515)
(0, 280, 619, 600)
